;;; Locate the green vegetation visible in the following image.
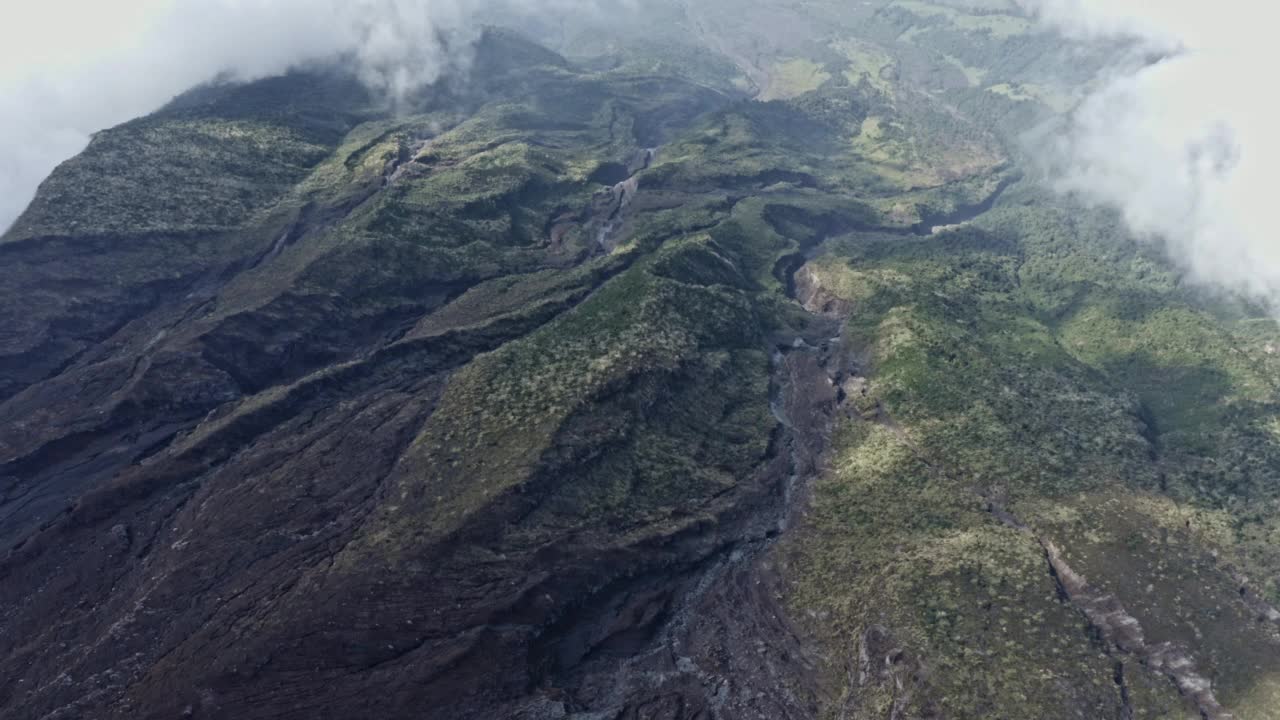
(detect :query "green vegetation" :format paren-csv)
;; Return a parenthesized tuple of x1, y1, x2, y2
(6, 72, 372, 241)
(781, 196, 1280, 716)
(6, 6, 1280, 718)
(892, 0, 1034, 39)
(199, 22, 1280, 714)
(833, 39, 898, 95)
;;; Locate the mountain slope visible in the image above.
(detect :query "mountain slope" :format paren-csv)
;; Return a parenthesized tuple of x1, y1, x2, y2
(2, 6, 1280, 720)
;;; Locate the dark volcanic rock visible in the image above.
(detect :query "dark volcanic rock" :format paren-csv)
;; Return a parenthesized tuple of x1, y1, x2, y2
(0, 31, 836, 720)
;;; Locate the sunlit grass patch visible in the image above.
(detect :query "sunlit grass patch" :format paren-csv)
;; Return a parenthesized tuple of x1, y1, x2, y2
(759, 57, 831, 100)
(945, 53, 988, 86)
(832, 38, 897, 95)
(987, 82, 1075, 112)
(893, 0, 1033, 38)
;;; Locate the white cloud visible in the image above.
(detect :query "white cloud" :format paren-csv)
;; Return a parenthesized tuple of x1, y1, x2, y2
(1022, 0, 1280, 307)
(0, 0, 596, 234)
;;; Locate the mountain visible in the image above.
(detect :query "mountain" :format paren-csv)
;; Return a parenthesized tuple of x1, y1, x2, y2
(3, 3, 1280, 719)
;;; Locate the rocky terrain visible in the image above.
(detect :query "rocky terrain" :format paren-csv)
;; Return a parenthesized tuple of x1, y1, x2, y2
(3, 3, 1280, 719)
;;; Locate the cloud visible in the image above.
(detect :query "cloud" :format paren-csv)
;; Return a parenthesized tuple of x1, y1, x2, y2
(1021, 0, 1280, 307)
(0, 0, 597, 234)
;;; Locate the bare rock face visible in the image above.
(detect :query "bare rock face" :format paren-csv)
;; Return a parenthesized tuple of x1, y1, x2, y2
(852, 626, 938, 720)
(792, 265, 855, 319)
(1041, 541, 1233, 720)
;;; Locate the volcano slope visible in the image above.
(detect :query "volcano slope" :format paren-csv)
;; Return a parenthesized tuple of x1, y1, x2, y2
(3, 9, 1280, 720)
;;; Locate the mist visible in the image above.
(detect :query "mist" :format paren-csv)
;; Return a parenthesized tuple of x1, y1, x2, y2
(1023, 1, 1280, 308)
(12, 0, 1278, 310)
(0, 0, 598, 235)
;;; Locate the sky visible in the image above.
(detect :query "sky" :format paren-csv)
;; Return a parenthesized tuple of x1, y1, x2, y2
(0, 1, 170, 82)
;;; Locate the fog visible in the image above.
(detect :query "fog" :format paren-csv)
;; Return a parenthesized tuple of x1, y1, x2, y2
(0, 0, 597, 234)
(1023, 0, 1280, 307)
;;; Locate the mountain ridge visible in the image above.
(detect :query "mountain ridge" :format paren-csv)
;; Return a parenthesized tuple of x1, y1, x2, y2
(3, 5, 1280, 719)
